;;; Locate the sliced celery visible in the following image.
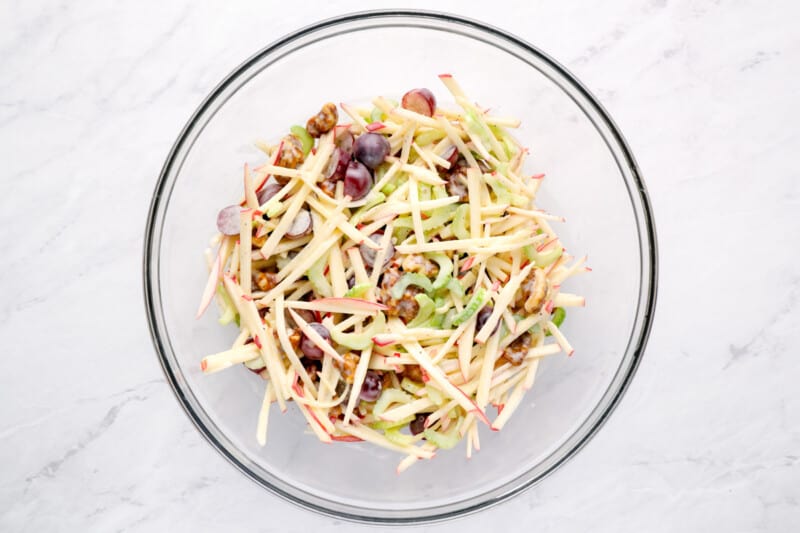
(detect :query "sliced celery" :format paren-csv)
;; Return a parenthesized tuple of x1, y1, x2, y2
(390, 273, 433, 300)
(452, 287, 488, 326)
(290, 125, 313, 156)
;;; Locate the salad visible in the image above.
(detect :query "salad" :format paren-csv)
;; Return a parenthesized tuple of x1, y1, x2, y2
(197, 75, 588, 473)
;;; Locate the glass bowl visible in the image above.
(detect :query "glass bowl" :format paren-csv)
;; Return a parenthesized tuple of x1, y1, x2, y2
(143, 10, 657, 524)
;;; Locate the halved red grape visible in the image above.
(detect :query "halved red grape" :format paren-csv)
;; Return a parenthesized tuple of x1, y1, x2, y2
(409, 413, 427, 435)
(359, 370, 382, 401)
(439, 145, 459, 169)
(287, 309, 316, 328)
(344, 160, 373, 201)
(216, 205, 242, 235)
(324, 147, 350, 181)
(299, 322, 331, 360)
(476, 305, 500, 335)
(354, 132, 390, 169)
(401, 88, 436, 117)
(334, 126, 354, 153)
(256, 182, 282, 205)
(359, 233, 394, 269)
(286, 209, 312, 239)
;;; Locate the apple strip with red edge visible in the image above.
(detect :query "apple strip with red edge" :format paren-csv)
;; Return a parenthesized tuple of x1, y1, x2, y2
(342, 345, 373, 425)
(402, 342, 491, 428)
(396, 442, 437, 474)
(367, 222, 396, 287)
(379, 397, 435, 423)
(430, 318, 473, 365)
(545, 320, 574, 356)
(333, 421, 435, 459)
(520, 343, 562, 363)
(222, 274, 287, 411)
(424, 399, 459, 428)
(489, 371, 526, 407)
(552, 292, 585, 307)
(259, 185, 309, 259)
(274, 295, 317, 395)
(256, 233, 340, 307)
(394, 232, 543, 254)
(196, 236, 233, 319)
(339, 102, 368, 132)
(288, 309, 344, 364)
(398, 163, 447, 186)
(492, 360, 540, 431)
(550, 255, 588, 285)
(239, 209, 252, 297)
(458, 320, 476, 382)
(243, 163, 259, 209)
(200, 344, 260, 374)
(256, 381, 274, 446)
(317, 349, 336, 404)
(391, 106, 440, 129)
(287, 373, 332, 443)
(283, 298, 387, 315)
(475, 330, 501, 409)
(306, 195, 377, 248)
(437, 73, 508, 163)
(408, 175, 425, 245)
(483, 115, 521, 128)
(523, 357, 541, 391)
(436, 116, 479, 169)
(474, 262, 535, 344)
(507, 206, 566, 222)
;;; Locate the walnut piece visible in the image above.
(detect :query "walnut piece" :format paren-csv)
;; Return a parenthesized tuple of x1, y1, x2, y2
(306, 102, 338, 138)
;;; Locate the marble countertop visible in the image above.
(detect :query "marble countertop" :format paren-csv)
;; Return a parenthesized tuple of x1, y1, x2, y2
(2, 1, 798, 531)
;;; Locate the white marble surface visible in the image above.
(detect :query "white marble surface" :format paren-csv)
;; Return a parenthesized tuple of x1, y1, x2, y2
(1, 1, 798, 531)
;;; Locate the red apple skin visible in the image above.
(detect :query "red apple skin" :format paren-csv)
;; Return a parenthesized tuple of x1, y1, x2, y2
(401, 88, 436, 117)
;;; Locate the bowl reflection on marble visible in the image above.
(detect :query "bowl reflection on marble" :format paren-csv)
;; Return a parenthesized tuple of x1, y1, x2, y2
(143, 11, 657, 524)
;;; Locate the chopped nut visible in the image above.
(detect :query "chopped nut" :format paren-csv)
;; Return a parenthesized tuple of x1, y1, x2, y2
(446, 169, 469, 202)
(289, 328, 302, 350)
(252, 233, 267, 248)
(402, 364, 424, 383)
(254, 271, 278, 292)
(306, 102, 338, 138)
(502, 332, 532, 365)
(401, 254, 439, 277)
(514, 268, 549, 313)
(319, 178, 337, 198)
(381, 371, 393, 391)
(328, 403, 344, 419)
(379, 267, 421, 323)
(443, 158, 469, 202)
(275, 134, 305, 177)
(335, 352, 360, 384)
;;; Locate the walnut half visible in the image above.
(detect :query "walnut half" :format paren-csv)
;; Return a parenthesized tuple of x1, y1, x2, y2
(306, 102, 338, 138)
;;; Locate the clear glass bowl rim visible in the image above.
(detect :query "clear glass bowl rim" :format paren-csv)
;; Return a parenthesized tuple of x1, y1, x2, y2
(143, 9, 658, 524)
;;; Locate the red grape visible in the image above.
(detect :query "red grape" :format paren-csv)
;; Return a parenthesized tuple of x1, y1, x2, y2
(409, 413, 427, 435)
(334, 126, 354, 153)
(401, 88, 436, 117)
(439, 145, 459, 169)
(216, 205, 242, 235)
(344, 160, 373, 200)
(354, 133, 390, 169)
(476, 305, 499, 335)
(359, 233, 394, 269)
(359, 370, 382, 401)
(324, 147, 350, 181)
(256, 183, 282, 205)
(286, 209, 312, 239)
(299, 322, 332, 360)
